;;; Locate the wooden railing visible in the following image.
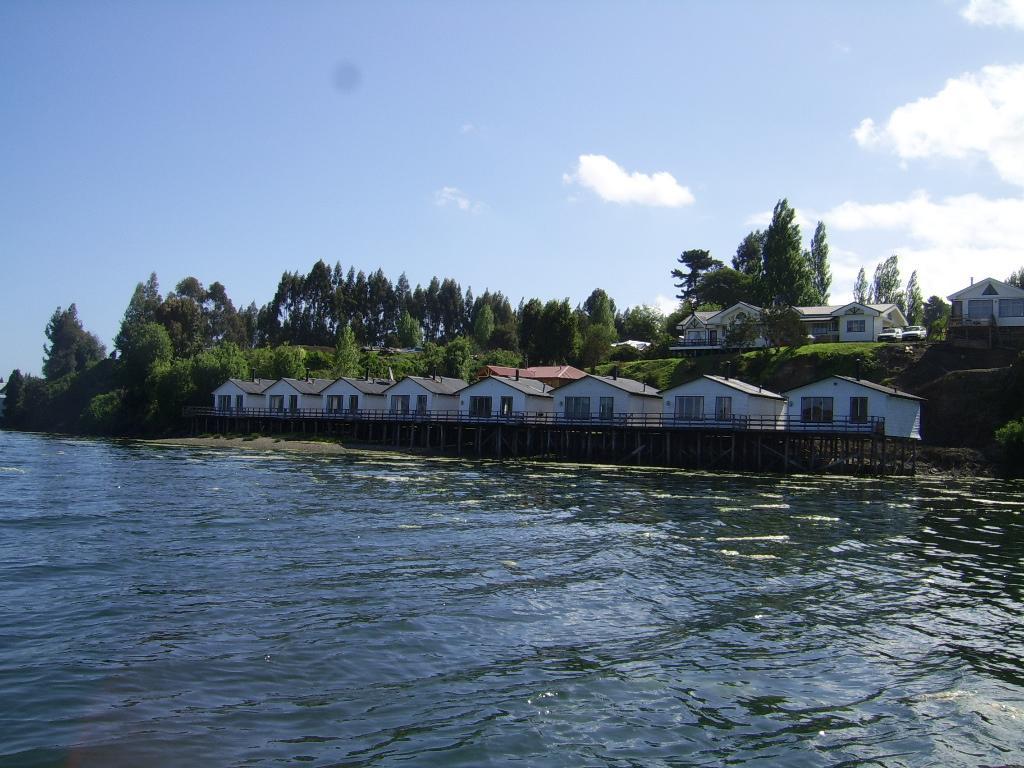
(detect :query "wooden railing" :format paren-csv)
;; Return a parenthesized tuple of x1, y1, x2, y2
(184, 406, 885, 434)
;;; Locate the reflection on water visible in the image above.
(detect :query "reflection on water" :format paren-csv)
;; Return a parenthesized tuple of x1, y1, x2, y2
(0, 431, 1022, 767)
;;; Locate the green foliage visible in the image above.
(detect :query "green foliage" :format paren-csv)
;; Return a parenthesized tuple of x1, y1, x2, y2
(762, 304, 808, 348)
(618, 305, 664, 342)
(1007, 267, 1024, 289)
(578, 289, 617, 368)
(905, 271, 924, 325)
(853, 267, 870, 305)
(479, 348, 524, 369)
(994, 418, 1024, 477)
(117, 322, 174, 387)
(695, 268, 755, 308)
(333, 325, 361, 377)
(761, 199, 814, 306)
(536, 299, 580, 364)
(671, 249, 723, 303)
(269, 345, 307, 379)
(807, 221, 831, 305)
(472, 304, 495, 349)
(43, 304, 106, 380)
(2, 369, 25, 427)
(725, 312, 762, 349)
(397, 310, 422, 348)
(732, 231, 763, 277)
(442, 337, 474, 380)
(871, 254, 902, 306)
(923, 295, 951, 339)
(81, 390, 129, 434)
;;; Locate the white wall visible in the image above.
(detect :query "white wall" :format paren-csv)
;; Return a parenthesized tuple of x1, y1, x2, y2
(263, 380, 324, 411)
(385, 378, 461, 413)
(783, 377, 921, 439)
(661, 378, 785, 425)
(321, 380, 387, 412)
(553, 377, 661, 420)
(212, 380, 267, 410)
(457, 377, 553, 415)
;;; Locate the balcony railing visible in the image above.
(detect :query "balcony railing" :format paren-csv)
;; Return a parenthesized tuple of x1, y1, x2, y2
(186, 406, 885, 434)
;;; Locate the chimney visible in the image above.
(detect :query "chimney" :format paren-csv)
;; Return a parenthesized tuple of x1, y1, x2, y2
(612, 366, 618, 380)
(515, 368, 520, 381)
(252, 368, 257, 382)
(970, 276, 974, 285)
(365, 366, 370, 381)
(855, 357, 862, 381)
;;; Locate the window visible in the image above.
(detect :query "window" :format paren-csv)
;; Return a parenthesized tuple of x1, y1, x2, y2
(416, 394, 428, 413)
(801, 396, 834, 423)
(235, 395, 243, 410)
(500, 396, 513, 416)
(968, 299, 993, 319)
(715, 396, 733, 420)
(674, 396, 703, 420)
(850, 397, 868, 423)
(327, 395, 342, 412)
(846, 319, 866, 333)
(217, 395, 232, 410)
(982, 283, 999, 295)
(469, 396, 492, 417)
(810, 322, 833, 336)
(564, 396, 590, 419)
(349, 395, 359, 411)
(288, 394, 298, 412)
(951, 300, 963, 318)
(999, 299, 1024, 318)
(599, 397, 614, 419)
(270, 395, 284, 412)
(391, 394, 410, 413)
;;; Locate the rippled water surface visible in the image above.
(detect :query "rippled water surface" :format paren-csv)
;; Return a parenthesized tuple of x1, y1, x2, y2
(1, 431, 1022, 767)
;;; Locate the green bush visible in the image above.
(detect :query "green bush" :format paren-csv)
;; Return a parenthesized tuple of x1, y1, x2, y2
(82, 391, 129, 435)
(995, 418, 1024, 477)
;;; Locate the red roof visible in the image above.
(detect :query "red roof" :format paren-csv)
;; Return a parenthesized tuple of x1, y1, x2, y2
(480, 365, 586, 381)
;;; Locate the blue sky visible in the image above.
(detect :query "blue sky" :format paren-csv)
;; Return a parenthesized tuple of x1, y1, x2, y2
(3, 0, 1023, 375)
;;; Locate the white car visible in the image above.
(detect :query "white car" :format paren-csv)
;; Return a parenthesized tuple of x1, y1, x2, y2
(901, 326, 927, 341)
(878, 327, 903, 342)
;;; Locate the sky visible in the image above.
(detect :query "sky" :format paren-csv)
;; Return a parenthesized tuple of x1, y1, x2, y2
(2, 0, 1024, 376)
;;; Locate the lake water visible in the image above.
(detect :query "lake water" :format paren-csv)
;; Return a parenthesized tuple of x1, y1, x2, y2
(1, 430, 1022, 767)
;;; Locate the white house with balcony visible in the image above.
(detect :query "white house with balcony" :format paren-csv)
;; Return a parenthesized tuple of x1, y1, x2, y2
(212, 377, 275, 411)
(321, 377, 391, 413)
(262, 377, 334, 413)
(660, 375, 785, 428)
(671, 302, 768, 352)
(383, 375, 467, 414)
(458, 375, 554, 418)
(552, 373, 661, 422)
(948, 278, 1024, 329)
(782, 375, 923, 439)
(795, 302, 906, 343)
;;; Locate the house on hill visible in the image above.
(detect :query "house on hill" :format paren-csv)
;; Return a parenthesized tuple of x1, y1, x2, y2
(552, 373, 661, 422)
(671, 302, 768, 352)
(782, 375, 923, 439)
(947, 278, 1024, 347)
(321, 377, 392, 413)
(477, 364, 586, 389)
(212, 377, 275, 411)
(263, 377, 334, 413)
(795, 302, 906, 343)
(384, 375, 467, 414)
(660, 375, 785, 427)
(458, 375, 554, 418)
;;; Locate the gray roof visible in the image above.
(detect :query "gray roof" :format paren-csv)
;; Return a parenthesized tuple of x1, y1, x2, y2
(401, 376, 468, 395)
(466, 375, 553, 398)
(701, 375, 785, 400)
(333, 377, 393, 395)
(280, 377, 334, 395)
(225, 378, 275, 394)
(947, 277, 1024, 301)
(795, 303, 898, 318)
(587, 374, 661, 398)
(786, 375, 924, 402)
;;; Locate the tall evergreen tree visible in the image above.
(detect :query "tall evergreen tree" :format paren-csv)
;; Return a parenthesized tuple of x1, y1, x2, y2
(807, 221, 832, 305)
(42, 304, 106, 380)
(536, 299, 580, 364)
(732, 231, 764, 278)
(517, 298, 544, 364)
(671, 249, 722, 304)
(578, 289, 617, 367)
(853, 267, 870, 304)
(115, 273, 162, 352)
(1007, 267, 1024, 289)
(472, 304, 495, 349)
(760, 199, 813, 306)
(333, 324, 360, 377)
(871, 254, 902, 306)
(905, 271, 924, 325)
(2, 369, 25, 427)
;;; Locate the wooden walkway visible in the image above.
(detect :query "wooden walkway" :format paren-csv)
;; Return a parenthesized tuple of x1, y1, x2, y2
(182, 407, 917, 475)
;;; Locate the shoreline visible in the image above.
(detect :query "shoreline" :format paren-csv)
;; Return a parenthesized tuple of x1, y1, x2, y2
(144, 435, 998, 478)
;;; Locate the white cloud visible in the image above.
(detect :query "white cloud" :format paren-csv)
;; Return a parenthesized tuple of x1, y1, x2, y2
(653, 294, 681, 316)
(460, 123, 476, 134)
(744, 205, 817, 233)
(434, 186, 484, 214)
(852, 64, 1024, 187)
(962, 0, 1024, 28)
(563, 154, 695, 207)
(821, 191, 1024, 298)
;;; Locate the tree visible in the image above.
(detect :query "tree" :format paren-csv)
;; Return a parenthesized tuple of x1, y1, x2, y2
(117, 321, 174, 386)
(923, 295, 951, 338)
(619, 305, 664, 342)
(442, 337, 474, 380)
(578, 289, 617, 368)
(871, 254, 902, 305)
(536, 299, 580, 364)
(762, 304, 808, 348)
(853, 268, 870, 304)
(155, 295, 204, 358)
(472, 304, 495, 349)
(905, 271, 924, 325)
(333, 324, 360, 377)
(725, 312, 762, 349)
(732, 231, 764, 278)
(115, 273, 162, 352)
(2, 369, 24, 426)
(760, 199, 813, 306)
(1007, 267, 1024, 289)
(671, 249, 723, 304)
(807, 221, 832, 305)
(397, 310, 422, 348)
(42, 304, 106, 380)
(694, 268, 755, 308)
(517, 298, 545, 364)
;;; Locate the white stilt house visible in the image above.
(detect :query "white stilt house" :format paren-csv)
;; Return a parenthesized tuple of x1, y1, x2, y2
(262, 377, 334, 413)
(660, 375, 786, 428)
(321, 377, 392, 413)
(552, 373, 661, 423)
(383, 375, 467, 414)
(212, 377, 275, 411)
(782, 375, 923, 439)
(458, 375, 554, 418)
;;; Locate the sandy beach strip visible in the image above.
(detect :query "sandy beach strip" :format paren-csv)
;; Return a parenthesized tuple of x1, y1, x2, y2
(146, 435, 353, 455)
